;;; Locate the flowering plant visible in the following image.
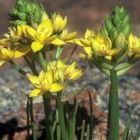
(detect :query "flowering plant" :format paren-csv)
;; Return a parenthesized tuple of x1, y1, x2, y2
(76, 6, 140, 140)
(0, 0, 140, 140)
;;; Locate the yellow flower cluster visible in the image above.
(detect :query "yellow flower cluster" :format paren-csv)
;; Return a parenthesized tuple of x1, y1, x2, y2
(76, 29, 140, 60)
(75, 29, 95, 58)
(0, 12, 77, 67)
(76, 29, 120, 59)
(27, 60, 82, 97)
(128, 33, 140, 57)
(0, 26, 29, 66)
(22, 12, 77, 52)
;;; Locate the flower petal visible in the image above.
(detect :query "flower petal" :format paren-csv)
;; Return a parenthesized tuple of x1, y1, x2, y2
(31, 41, 44, 52)
(50, 83, 63, 92)
(37, 19, 53, 37)
(68, 70, 82, 80)
(14, 45, 30, 58)
(0, 60, 5, 67)
(27, 74, 39, 85)
(51, 38, 65, 46)
(22, 25, 36, 40)
(29, 89, 41, 97)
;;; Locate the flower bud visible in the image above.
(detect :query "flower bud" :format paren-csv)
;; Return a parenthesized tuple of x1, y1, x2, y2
(52, 13, 67, 33)
(9, 0, 43, 27)
(101, 6, 131, 46)
(114, 33, 125, 48)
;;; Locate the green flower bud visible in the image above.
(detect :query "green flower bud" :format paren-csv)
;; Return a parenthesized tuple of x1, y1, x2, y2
(101, 6, 131, 45)
(115, 33, 125, 48)
(9, 0, 43, 27)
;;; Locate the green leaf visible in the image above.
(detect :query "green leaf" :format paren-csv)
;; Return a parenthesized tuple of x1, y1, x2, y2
(55, 47, 63, 59)
(80, 120, 86, 140)
(122, 116, 132, 140)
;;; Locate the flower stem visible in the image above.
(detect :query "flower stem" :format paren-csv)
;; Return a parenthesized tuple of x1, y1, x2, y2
(24, 56, 38, 75)
(43, 94, 54, 140)
(56, 93, 67, 140)
(107, 69, 119, 140)
(38, 52, 47, 71)
(29, 98, 37, 140)
(9, 61, 26, 76)
(26, 97, 30, 137)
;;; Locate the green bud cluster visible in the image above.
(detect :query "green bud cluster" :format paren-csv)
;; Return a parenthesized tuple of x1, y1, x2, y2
(9, 0, 43, 27)
(101, 6, 131, 48)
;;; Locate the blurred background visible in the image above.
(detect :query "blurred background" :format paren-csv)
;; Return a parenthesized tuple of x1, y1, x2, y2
(1, 0, 140, 35)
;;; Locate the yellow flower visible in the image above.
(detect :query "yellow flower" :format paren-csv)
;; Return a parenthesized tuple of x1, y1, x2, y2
(75, 29, 95, 58)
(47, 60, 82, 81)
(41, 12, 49, 22)
(0, 45, 29, 66)
(0, 26, 23, 46)
(4, 26, 23, 43)
(91, 34, 120, 59)
(22, 19, 64, 52)
(128, 33, 140, 57)
(52, 13, 67, 33)
(59, 29, 77, 43)
(65, 62, 82, 80)
(47, 60, 66, 82)
(27, 71, 64, 97)
(76, 29, 95, 45)
(28, 60, 82, 97)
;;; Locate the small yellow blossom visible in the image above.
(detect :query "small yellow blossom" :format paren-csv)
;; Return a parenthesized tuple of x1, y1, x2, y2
(75, 29, 95, 58)
(47, 60, 66, 82)
(0, 45, 29, 66)
(27, 71, 64, 97)
(91, 34, 119, 57)
(52, 13, 67, 33)
(75, 29, 94, 46)
(5, 26, 23, 42)
(47, 60, 82, 81)
(22, 18, 64, 52)
(65, 62, 82, 80)
(77, 29, 120, 59)
(128, 33, 140, 57)
(28, 60, 82, 97)
(59, 29, 77, 43)
(0, 26, 23, 46)
(41, 12, 49, 22)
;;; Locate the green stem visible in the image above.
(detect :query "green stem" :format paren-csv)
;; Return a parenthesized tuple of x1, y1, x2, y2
(107, 69, 119, 140)
(88, 92, 93, 140)
(9, 60, 38, 139)
(80, 120, 85, 140)
(24, 56, 38, 75)
(27, 59, 38, 140)
(43, 94, 53, 140)
(29, 98, 37, 140)
(26, 97, 30, 137)
(56, 93, 67, 140)
(9, 61, 26, 76)
(55, 47, 63, 59)
(38, 52, 47, 71)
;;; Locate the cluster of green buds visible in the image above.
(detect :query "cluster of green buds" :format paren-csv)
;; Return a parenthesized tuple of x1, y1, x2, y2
(99, 6, 138, 76)
(9, 0, 43, 27)
(101, 6, 131, 42)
